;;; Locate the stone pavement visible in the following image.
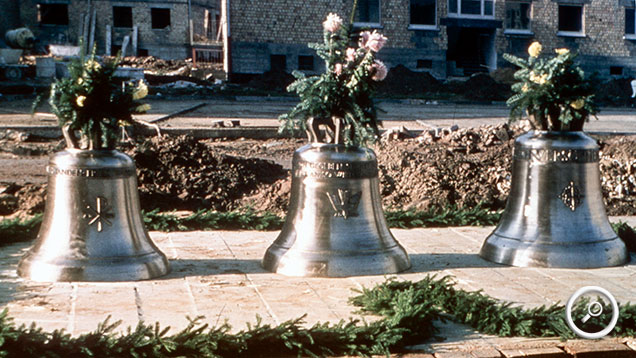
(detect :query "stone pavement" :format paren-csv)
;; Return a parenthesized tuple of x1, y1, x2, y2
(1, 217, 636, 357)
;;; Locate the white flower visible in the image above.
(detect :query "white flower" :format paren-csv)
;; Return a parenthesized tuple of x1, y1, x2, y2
(322, 13, 342, 33)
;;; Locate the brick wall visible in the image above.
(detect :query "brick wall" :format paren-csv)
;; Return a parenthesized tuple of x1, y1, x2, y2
(0, 0, 21, 42)
(496, 0, 636, 76)
(17, 0, 217, 60)
(230, 0, 447, 77)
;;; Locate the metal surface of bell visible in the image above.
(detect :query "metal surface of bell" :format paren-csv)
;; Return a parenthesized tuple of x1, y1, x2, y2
(480, 131, 628, 268)
(263, 143, 411, 277)
(17, 149, 170, 282)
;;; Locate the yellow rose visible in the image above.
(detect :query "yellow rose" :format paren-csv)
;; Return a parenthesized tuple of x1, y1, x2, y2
(85, 59, 101, 71)
(528, 41, 542, 58)
(76, 95, 86, 107)
(135, 104, 151, 113)
(522, 84, 529, 92)
(77, 77, 84, 85)
(132, 80, 148, 100)
(529, 72, 548, 85)
(555, 48, 569, 55)
(570, 98, 585, 109)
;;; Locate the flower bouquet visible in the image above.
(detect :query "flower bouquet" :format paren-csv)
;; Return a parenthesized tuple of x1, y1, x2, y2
(279, 13, 388, 146)
(504, 42, 598, 131)
(49, 51, 151, 149)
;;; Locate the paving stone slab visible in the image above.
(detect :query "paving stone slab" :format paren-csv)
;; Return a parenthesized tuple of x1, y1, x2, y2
(563, 340, 636, 358)
(1, 221, 635, 355)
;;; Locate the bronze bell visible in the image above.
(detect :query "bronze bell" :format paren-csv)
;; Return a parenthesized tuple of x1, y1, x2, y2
(263, 143, 411, 277)
(480, 131, 628, 268)
(17, 149, 170, 282)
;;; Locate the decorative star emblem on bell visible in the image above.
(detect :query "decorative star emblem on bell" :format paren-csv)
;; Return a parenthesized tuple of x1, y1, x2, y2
(327, 188, 362, 219)
(560, 181, 582, 211)
(83, 196, 115, 232)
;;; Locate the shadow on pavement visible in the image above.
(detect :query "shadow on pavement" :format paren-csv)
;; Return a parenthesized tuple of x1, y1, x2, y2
(407, 252, 499, 272)
(162, 258, 266, 279)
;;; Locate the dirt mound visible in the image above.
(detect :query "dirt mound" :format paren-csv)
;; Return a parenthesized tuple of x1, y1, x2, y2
(233, 129, 635, 216)
(595, 78, 634, 107)
(446, 73, 511, 102)
(0, 183, 46, 215)
(126, 136, 288, 211)
(1, 132, 634, 218)
(115, 56, 191, 74)
(377, 65, 441, 96)
(599, 136, 636, 215)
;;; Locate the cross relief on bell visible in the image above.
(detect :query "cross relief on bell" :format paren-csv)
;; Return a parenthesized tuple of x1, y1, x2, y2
(327, 188, 362, 219)
(83, 196, 115, 232)
(559, 181, 582, 211)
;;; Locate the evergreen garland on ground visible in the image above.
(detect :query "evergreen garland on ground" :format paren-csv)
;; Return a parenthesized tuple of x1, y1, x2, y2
(349, 275, 636, 340)
(0, 214, 42, 247)
(2, 210, 635, 250)
(2, 274, 636, 357)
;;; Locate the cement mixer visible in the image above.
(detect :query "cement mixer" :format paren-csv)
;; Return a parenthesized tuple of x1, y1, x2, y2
(0, 28, 36, 80)
(5, 28, 36, 49)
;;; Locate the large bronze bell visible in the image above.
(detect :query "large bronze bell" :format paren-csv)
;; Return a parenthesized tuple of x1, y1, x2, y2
(263, 143, 411, 277)
(17, 149, 170, 281)
(480, 131, 628, 268)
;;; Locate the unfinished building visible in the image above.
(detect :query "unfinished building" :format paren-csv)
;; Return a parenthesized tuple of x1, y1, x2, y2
(227, 0, 636, 79)
(16, 0, 221, 60)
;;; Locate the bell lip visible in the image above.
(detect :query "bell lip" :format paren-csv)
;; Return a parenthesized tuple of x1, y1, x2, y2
(263, 243, 411, 277)
(17, 252, 171, 282)
(479, 231, 629, 268)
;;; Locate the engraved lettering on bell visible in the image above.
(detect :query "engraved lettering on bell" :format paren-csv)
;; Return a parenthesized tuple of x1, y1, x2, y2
(83, 196, 115, 232)
(327, 189, 362, 219)
(515, 148, 599, 163)
(560, 181, 582, 211)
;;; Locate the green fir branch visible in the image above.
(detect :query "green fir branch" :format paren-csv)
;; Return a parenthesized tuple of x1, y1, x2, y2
(3, 274, 636, 357)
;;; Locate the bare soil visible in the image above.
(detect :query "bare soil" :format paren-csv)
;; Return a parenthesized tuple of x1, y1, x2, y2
(1, 126, 634, 218)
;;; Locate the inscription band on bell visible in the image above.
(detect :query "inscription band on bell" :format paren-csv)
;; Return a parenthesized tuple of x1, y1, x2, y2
(294, 160, 377, 179)
(514, 147, 599, 163)
(46, 165, 136, 178)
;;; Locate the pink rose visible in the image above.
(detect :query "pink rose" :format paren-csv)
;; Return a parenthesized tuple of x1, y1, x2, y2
(366, 30, 387, 52)
(323, 13, 343, 33)
(346, 48, 356, 62)
(371, 60, 388, 81)
(358, 31, 371, 48)
(334, 63, 343, 75)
